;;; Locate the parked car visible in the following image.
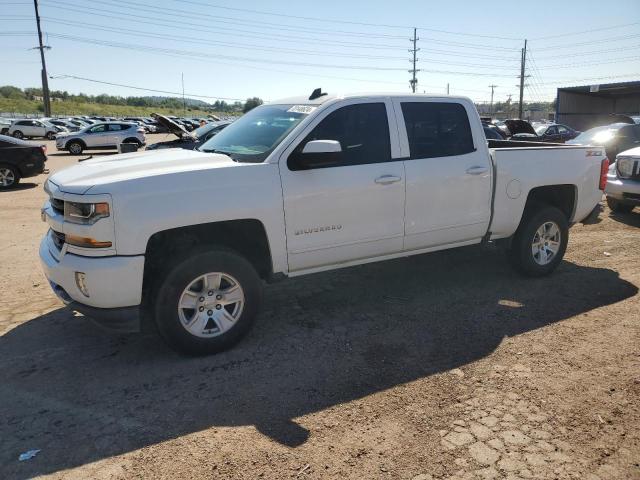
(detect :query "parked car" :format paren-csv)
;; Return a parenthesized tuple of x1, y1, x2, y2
(511, 124, 579, 143)
(566, 123, 640, 162)
(8, 119, 59, 140)
(605, 146, 640, 213)
(39, 92, 608, 355)
(482, 123, 507, 140)
(146, 118, 231, 150)
(0, 134, 47, 189)
(47, 119, 80, 132)
(0, 118, 13, 135)
(55, 122, 146, 155)
(123, 117, 157, 133)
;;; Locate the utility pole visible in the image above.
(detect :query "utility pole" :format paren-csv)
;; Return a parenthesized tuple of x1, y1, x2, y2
(181, 72, 186, 114)
(518, 39, 527, 120)
(33, 0, 51, 116)
(488, 84, 497, 115)
(447, 83, 450, 95)
(408, 28, 420, 93)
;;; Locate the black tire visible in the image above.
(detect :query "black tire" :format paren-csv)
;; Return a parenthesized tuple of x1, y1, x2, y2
(152, 248, 263, 355)
(0, 164, 20, 190)
(46, 131, 56, 140)
(12, 130, 23, 139)
(508, 205, 569, 277)
(67, 140, 84, 155)
(606, 196, 635, 214)
(123, 138, 142, 147)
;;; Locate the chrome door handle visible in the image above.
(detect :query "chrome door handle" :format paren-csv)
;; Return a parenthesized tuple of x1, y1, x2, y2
(375, 175, 402, 185)
(466, 166, 488, 175)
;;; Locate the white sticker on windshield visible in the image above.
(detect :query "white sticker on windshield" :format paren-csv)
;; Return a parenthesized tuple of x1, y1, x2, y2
(287, 105, 317, 114)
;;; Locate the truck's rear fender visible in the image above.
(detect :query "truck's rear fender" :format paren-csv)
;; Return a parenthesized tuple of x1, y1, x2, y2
(492, 183, 578, 242)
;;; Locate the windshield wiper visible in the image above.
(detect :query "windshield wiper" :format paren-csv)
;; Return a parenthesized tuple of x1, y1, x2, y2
(198, 148, 236, 161)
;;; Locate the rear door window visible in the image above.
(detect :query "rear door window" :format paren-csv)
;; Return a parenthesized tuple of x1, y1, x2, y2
(401, 102, 474, 159)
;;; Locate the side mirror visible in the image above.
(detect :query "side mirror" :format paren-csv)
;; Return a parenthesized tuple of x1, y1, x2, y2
(289, 140, 342, 170)
(302, 139, 342, 154)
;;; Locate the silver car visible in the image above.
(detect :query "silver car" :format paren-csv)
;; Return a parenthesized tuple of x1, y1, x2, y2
(56, 122, 146, 155)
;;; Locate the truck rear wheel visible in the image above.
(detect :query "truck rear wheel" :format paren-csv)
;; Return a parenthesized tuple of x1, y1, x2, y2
(152, 248, 263, 355)
(508, 205, 568, 277)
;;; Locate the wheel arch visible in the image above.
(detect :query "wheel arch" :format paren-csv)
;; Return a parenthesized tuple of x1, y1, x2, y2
(522, 184, 577, 221)
(65, 137, 86, 149)
(142, 219, 274, 304)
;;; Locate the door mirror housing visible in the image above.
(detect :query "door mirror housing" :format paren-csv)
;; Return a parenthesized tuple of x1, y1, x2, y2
(302, 139, 342, 154)
(289, 140, 343, 170)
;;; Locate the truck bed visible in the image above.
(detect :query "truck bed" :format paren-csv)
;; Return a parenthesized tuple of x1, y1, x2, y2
(486, 142, 606, 240)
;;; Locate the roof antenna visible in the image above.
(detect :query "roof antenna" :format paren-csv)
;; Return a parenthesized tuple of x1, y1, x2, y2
(309, 88, 327, 101)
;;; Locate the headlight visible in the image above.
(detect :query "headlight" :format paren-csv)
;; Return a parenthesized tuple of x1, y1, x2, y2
(616, 157, 637, 179)
(64, 201, 110, 225)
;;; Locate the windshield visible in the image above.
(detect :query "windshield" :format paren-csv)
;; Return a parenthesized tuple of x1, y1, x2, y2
(570, 125, 622, 145)
(199, 104, 311, 162)
(534, 125, 548, 135)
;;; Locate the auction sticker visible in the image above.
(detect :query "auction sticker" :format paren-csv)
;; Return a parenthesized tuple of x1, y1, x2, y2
(287, 105, 317, 114)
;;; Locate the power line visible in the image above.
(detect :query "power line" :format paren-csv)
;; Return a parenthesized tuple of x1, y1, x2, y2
(36, 16, 408, 60)
(533, 44, 640, 60)
(37, 1, 409, 51)
(168, 0, 523, 40)
(534, 55, 640, 69)
(49, 74, 246, 100)
(44, 33, 408, 71)
(532, 21, 640, 40)
(532, 33, 640, 50)
(42, 0, 522, 51)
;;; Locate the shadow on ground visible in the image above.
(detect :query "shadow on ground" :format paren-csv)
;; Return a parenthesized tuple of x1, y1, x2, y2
(609, 209, 640, 228)
(0, 182, 38, 192)
(0, 246, 637, 478)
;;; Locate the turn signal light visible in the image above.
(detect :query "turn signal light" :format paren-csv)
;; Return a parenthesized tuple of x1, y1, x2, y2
(65, 233, 112, 249)
(599, 158, 609, 191)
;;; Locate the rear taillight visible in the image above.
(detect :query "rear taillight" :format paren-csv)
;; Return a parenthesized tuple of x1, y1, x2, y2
(599, 158, 609, 191)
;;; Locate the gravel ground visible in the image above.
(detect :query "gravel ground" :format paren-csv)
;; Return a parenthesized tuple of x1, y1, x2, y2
(1, 136, 639, 480)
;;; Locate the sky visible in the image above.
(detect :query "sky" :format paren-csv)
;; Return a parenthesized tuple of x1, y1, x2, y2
(1, 0, 639, 104)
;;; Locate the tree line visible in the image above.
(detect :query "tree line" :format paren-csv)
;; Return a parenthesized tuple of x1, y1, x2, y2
(0, 86, 263, 113)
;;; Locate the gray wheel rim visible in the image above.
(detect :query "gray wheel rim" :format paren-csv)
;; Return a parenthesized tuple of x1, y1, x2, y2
(0, 168, 15, 187)
(69, 143, 81, 154)
(177, 272, 245, 338)
(531, 221, 561, 266)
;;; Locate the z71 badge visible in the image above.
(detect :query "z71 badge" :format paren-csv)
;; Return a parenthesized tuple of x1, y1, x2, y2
(295, 225, 342, 235)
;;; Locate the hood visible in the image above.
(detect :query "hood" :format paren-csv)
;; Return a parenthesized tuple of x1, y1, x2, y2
(152, 113, 193, 139)
(49, 148, 237, 194)
(504, 119, 536, 136)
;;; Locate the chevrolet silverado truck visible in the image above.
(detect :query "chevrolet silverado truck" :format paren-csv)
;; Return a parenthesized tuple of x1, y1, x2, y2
(40, 91, 609, 355)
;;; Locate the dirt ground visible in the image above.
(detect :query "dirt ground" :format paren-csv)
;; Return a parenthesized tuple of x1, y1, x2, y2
(1, 136, 639, 480)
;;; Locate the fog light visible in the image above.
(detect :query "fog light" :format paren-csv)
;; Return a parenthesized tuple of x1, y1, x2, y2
(75, 272, 90, 297)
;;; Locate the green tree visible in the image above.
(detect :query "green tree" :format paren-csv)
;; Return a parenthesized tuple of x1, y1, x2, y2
(243, 97, 263, 113)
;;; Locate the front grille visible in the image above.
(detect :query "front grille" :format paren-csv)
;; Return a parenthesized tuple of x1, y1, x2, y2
(50, 196, 64, 215)
(51, 229, 65, 250)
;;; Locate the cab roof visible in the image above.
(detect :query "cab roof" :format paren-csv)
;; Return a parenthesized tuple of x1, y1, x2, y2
(267, 91, 471, 106)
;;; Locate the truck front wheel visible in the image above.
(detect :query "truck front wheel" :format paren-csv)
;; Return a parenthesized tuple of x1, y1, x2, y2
(153, 248, 263, 355)
(508, 205, 569, 277)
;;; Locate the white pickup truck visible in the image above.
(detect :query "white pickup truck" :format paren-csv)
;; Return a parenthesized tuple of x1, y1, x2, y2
(40, 92, 609, 355)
